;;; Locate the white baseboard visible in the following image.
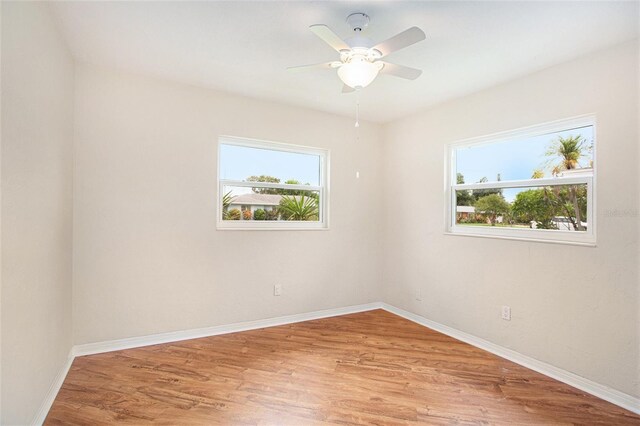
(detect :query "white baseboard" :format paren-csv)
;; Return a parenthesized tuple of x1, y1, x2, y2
(33, 302, 381, 425)
(31, 351, 74, 426)
(72, 302, 383, 357)
(381, 303, 640, 415)
(34, 301, 638, 425)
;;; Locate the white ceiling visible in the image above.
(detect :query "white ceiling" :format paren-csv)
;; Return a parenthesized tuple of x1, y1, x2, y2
(50, 1, 639, 123)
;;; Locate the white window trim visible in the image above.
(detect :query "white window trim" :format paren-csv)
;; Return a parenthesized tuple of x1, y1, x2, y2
(445, 115, 597, 246)
(217, 136, 330, 230)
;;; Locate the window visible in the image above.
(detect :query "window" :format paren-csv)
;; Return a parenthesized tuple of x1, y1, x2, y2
(446, 116, 596, 245)
(217, 136, 329, 229)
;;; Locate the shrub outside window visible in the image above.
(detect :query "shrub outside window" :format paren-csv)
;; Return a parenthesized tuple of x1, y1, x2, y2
(217, 136, 329, 229)
(446, 115, 596, 246)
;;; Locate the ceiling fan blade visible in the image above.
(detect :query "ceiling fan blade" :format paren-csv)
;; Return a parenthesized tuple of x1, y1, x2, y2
(309, 24, 350, 53)
(372, 27, 426, 57)
(379, 62, 422, 80)
(342, 84, 355, 94)
(287, 62, 337, 73)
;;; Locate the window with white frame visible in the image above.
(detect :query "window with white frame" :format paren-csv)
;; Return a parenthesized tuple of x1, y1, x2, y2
(217, 137, 329, 229)
(446, 116, 596, 245)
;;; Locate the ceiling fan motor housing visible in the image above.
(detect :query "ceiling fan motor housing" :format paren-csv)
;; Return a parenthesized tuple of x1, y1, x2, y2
(345, 13, 376, 51)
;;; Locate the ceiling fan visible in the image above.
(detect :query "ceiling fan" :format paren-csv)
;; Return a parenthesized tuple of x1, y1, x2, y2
(288, 13, 426, 92)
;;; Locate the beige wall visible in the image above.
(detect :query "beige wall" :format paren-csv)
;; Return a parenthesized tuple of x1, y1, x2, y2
(382, 40, 639, 398)
(0, 2, 2, 416)
(1, 2, 75, 424)
(72, 64, 385, 345)
(0, 1, 3, 418)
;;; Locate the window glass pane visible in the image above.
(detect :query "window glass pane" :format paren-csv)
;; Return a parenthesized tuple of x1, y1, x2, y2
(220, 143, 320, 186)
(455, 125, 594, 184)
(455, 183, 588, 231)
(222, 185, 320, 222)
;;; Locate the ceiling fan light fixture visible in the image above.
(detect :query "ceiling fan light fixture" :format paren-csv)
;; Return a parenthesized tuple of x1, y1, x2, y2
(337, 57, 382, 89)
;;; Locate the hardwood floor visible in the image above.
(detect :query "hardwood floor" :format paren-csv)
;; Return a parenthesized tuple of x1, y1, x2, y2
(46, 310, 639, 425)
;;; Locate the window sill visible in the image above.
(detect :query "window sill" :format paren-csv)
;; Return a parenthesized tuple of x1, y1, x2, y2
(444, 229, 596, 247)
(217, 223, 329, 231)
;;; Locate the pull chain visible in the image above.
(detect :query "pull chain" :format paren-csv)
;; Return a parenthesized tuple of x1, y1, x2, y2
(354, 90, 361, 147)
(355, 90, 360, 128)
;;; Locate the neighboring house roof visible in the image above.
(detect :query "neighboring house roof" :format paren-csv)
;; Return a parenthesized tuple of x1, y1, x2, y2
(457, 206, 475, 213)
(229, 193, 283, 206)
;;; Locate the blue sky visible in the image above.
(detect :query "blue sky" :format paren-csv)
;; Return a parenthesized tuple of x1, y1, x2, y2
(456, 125, 594, 183)
(220, 144, 320, 185)
(456, 125, 593, 201)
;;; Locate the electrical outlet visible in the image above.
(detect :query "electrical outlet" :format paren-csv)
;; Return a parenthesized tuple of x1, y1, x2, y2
(501, 305, 511, 321)
(273, 284, 282, 296)
(356, 171, 360, 179)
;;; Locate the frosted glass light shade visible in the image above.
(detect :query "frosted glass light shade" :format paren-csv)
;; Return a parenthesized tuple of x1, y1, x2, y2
(338, 57, 381, 89)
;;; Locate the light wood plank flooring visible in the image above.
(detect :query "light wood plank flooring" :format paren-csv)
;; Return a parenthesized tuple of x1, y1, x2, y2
(46, 310, 639, 425)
